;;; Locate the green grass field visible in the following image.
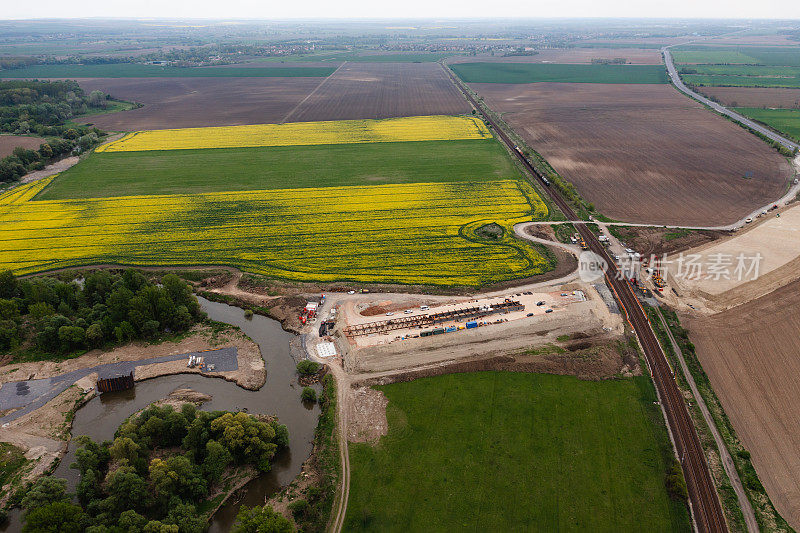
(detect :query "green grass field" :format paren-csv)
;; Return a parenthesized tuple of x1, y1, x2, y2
(345, 372, 690, 532)
(673, 46, 800, 67)
(683, 74, 800, 88)
(450, 62, 669, 84)
(0, 63, 336, 78)
(672, 50, 761, 65)
(734, 107, 800, 142)
(681, 64, 800, 88)
(38, 139, 521, 200)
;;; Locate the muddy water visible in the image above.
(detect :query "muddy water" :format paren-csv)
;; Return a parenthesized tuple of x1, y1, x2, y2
(3, 297, 318, 533)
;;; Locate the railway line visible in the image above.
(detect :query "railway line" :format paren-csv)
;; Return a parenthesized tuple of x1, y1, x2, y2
(444, 65, 728, 532)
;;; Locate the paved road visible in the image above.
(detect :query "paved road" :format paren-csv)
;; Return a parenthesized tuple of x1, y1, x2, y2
(447, 68, 727, 532)
(0, 347, 237, 425)
(662, 48, 799, 153)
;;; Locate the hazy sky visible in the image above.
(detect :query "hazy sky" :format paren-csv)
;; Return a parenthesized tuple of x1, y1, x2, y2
(6, 0, 800, 20)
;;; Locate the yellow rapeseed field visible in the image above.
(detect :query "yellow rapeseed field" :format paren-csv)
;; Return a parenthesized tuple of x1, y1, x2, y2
(1, 178, 548, 286)
(96, 115, 492, 153)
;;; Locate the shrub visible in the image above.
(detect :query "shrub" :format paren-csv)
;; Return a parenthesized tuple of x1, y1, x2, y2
(665, 460, 688, 502)
(296, 360, 320, 377)
(287, 498, 309, 519)
(301, 387, 317, 403)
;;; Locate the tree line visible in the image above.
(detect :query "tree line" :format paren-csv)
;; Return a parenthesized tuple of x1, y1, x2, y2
(0, 270, 204, 358)
(0, 80, 107, 182)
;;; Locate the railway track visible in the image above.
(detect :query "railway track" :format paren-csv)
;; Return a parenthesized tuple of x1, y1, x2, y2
(444, 66, 727, 533)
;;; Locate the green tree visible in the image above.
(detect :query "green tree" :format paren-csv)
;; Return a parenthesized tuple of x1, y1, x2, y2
(232, 505, 292, 533)
(0, 270, 17, 299)
(85, 322, 104, 346)
(105, 465, 148, 514)
(301, 387, 317, 403)
(296, 360, 320, 377)
(118, 510, 148, 532)
(165, 502, 206, 533)
(149, 456, 207, 504)
(143, 521, 179, 533)
(210, 412, 277, 471)
(20, 476, 70, 511)
(39, 143, 53, 159)
(22, 501, 85, 533)
(202, 440, 232, 483)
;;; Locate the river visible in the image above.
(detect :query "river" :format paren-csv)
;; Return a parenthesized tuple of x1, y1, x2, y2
(3, 296, 318, 532)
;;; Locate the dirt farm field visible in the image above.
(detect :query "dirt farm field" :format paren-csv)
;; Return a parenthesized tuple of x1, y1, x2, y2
(698, 87, 800, 108)
(76, 77, 323, 130)
(472, 82, 793, 225)
(684, 280, 800, 529)
(448, 47, 663, 64)
(0, 135, 44, 157)
(284, 62, 470, 122)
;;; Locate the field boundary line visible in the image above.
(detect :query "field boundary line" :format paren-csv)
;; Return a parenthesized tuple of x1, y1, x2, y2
(656, 308, 758, 533)
(281, 61, 347, 124)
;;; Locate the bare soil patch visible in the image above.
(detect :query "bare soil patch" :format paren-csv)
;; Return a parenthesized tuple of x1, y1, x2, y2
(698, 87, 800, 109)
(346, 386, 388, 443)
(74, 77, 323, 130)
(473, 82, 792, 225)
(684, 279, 800, 529)
(285, 63, 470, 123)
(448, 48, 662, 65)
(668, 200, 800, 310)
(0, 135, 44, 157)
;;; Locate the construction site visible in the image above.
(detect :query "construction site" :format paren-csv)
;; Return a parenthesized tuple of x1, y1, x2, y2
(342, 291, 584, 348)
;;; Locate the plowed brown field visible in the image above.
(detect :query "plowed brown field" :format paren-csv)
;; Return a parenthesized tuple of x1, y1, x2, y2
(76, 77, 323, 130)
(0, 135, 44, 157)
(698, 87, 800, 108)
(472, 82, 792, 225)
(448, 48, 662, 65)
(685, 280, 800, 529)
(285, 62, 469, 122)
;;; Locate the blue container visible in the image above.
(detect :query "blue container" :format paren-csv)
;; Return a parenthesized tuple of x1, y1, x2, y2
(466, 321, 478, 329)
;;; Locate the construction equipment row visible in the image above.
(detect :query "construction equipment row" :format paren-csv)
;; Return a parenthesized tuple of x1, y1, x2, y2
(343, 299, 524, 338)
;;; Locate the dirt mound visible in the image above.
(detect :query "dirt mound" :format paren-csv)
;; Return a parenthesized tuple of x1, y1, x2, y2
(611, 226, 727, 256)
(346, 386, 388, 443)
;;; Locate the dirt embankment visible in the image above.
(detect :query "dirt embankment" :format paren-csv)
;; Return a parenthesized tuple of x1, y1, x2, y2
(610, 226, 728, 256)
(354, 338, 639, 388)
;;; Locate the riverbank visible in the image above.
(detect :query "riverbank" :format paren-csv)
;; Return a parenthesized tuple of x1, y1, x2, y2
(0, 323, 265, 510)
